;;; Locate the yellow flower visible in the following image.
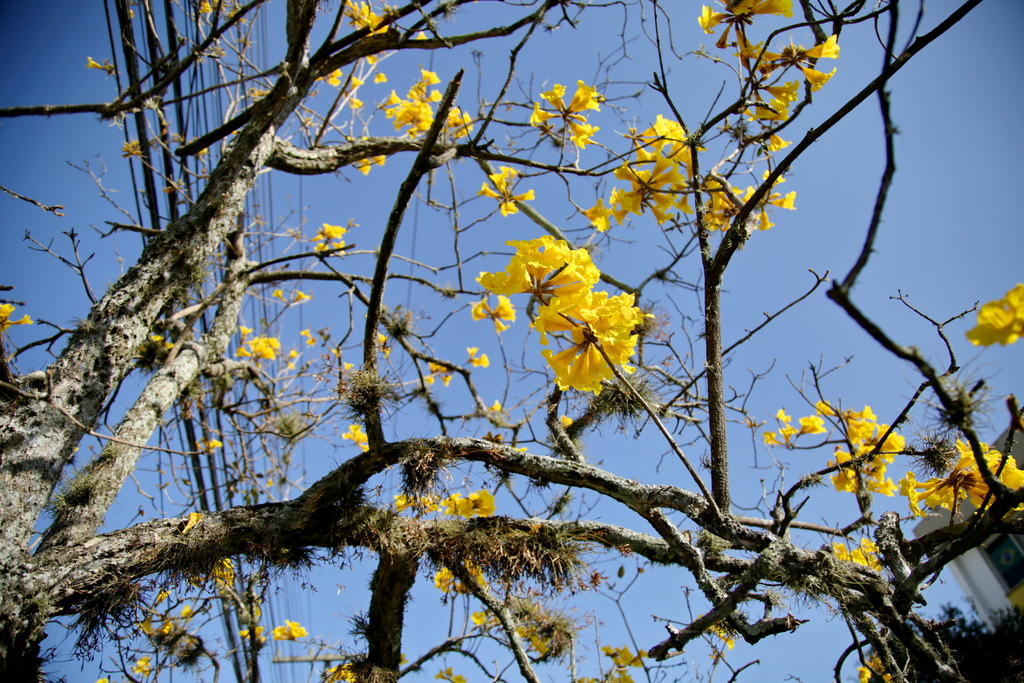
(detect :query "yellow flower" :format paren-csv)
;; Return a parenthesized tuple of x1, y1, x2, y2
(85, 56, 115, 74)
(425, 362, 453, 386)
(326, 663, 358, 682)
(343, 0, 387, 33)
(440, 489, 495, 518)
(199, 438, 223, 451)
(583, 198, 615, 232)
(272, 620, 308, 640)
(536, 291, 648, 395)
(489, 400, 502, 412)
(467, 347, 489, 367)
(477, 236, 600, 302)
(436, 667, 467, 683)
(237, 335, 281, 361)
(239, 625, 266, 642)
(967, 283, 1024, 346)
(0, 304, 33, 333)
(394, 493, 439, 513)
(434, 563, 486, 594)
(301, 328, 317, 346)
(478, 166, 535, 216)
(798, 415, 826, 435)
(382, 69, 442, 137)
(602, 644, 646, 668)
(313, 222, 348, 251)
(373, 72, 388, 84)
(760, 35, 840, 91)
(121, 140, 143, 158)
(699, 0, 793, 49)
(293, 290, 311, 303)
(901, 440, 1024, 517)
(529, 80, 602, 148)
(272, 288, 287, 302)
(446, 107, 474, 139)
(132, 656, 153, 676)
(560, 415, 573, 428)
(343, 424, 370, 451)
(833, 538, 881, 571)
(320, 68, 343, 87)
(471, 295, 516, 332)
(211, 558, 235, 587)
(353, 155, 386, 175)
(611, 148, 692, 224)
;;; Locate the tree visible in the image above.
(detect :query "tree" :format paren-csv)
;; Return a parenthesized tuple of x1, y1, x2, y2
(897, 605, 1024, 683)
(0, 0, 1021, 681)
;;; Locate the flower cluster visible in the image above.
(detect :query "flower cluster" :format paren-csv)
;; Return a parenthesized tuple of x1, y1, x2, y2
(478, 237, 648, 394)
(899, 440, 1024, 518)
(528, 80, 602, 148)
(584, 115, 694, 230)
(236, 327, 281, 361)
(478, 166, 534, 216)
(325, 663, 357, 682)
(578, 645, 646, 683)
(699, 1, 840, 122)
(764, 403, 904, 497)
(832, 537, 881, 571)
(966, 283, 1024, 346)
(703, 173, 796, 232)
(440, 489, 495, 518)
(434, 563, 486, 595)
(382, 68, 472, 139)
(272, 620, 308, 641)
(313, 221, 353, 252)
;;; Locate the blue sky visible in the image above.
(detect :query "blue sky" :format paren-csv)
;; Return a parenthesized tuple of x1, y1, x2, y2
(2, 1, 1022, 682)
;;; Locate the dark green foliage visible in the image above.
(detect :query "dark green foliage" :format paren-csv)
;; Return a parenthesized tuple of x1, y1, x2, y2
(911, 605, 1024, 683)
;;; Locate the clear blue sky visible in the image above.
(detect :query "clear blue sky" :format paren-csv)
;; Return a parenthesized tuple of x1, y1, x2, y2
(2, 1, 1022, 681)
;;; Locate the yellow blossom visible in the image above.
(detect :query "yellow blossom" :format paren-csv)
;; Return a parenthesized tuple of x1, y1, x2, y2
(471, 295, 517, 332)
(441, 489, 495, 518)
(272, 620, 308, 640)
(85, 56, 115, 74)
(301, 328, 317, 345)
(434, 563, 486, 594)
(610, 148, 692, 224)
(382, 69, 442, 136)
(436, 667, 467, 683)
(833, 537, 881, 571)
(0, 304, 33, 332)
(477, 236, 600, 302)
(373, 72, 388, 83)
(967, 283, 1024, 346)
(239, 625, 265, 642)
(699, 0, 793, 49)
(353, 155, 386, 175)
(121, 140, 143, 158)
(529, 80, 602, 148)
(478, 166, 535, 216)
(536, 291, 649, 395)
(467, 347, 489, 368)
(760, 35, 840, 91)
(132, 656, 153, 676)
(326, 663, 358, 682)
(343, 424, 370, 451)
(313, 222, 348, 251)
(425, 362, 453, 386)
(320, 68, 343, 87)
(237, 335, 281, 361)
(900, 440, 1024, 517)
